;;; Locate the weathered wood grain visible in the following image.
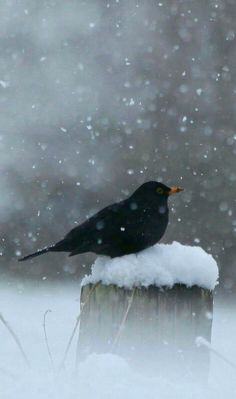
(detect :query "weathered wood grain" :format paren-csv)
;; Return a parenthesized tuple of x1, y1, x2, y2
(78, 283, 213, 380)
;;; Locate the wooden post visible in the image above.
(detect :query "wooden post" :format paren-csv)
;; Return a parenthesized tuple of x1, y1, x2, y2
(77, 282, 213, 381)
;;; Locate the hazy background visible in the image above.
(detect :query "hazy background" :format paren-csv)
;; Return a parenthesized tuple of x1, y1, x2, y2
(1, 0, 235, 293)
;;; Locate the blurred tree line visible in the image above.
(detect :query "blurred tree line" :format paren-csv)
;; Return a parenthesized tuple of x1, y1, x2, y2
(0, 0, 235, 293)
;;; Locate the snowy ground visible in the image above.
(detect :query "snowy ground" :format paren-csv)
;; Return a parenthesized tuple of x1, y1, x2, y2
(0, 276, 235, 399)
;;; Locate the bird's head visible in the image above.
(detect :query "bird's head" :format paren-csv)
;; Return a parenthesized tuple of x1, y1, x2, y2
(133, 181, 184, 199)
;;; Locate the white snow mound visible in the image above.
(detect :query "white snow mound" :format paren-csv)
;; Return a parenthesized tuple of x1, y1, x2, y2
(82, 241, 218, 290)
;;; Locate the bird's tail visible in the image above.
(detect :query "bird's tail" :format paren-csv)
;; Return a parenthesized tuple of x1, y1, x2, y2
(18, 246, 52, 262)
(18, 238, 70, 262)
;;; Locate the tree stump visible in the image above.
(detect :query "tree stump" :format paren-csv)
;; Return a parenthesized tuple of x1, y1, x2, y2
(77, 282, 213, 381)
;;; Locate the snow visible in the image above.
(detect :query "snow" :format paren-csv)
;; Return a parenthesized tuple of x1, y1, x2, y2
(82, 241, 218, 290)
(0, 279, 235, 399)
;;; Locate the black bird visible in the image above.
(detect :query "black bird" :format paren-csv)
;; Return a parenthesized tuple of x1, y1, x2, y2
(19, 181, 183, 261)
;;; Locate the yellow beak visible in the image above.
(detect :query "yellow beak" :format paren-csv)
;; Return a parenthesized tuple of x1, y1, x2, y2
(169, 186, 184, 195)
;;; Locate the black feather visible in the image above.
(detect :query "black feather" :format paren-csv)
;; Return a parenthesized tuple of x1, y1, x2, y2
(19, 181, 182, 261)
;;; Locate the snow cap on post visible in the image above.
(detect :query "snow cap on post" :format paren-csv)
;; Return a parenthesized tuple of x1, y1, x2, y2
(82, 242, 219, 290)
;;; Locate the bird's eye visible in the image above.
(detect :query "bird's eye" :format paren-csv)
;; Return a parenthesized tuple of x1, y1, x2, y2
(156, 187, 164, 194)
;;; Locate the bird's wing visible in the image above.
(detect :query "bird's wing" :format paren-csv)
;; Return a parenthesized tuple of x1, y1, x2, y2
(63, 200, 127, 241)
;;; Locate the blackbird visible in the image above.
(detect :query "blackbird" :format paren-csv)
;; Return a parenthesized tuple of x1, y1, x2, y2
(19, 181, 183, 261)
